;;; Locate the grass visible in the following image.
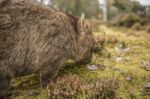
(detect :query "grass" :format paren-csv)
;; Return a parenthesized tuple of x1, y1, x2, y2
(11, 25, 150, 99)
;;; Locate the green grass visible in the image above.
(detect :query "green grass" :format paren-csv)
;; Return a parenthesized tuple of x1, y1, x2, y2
(12, 25, 150, 99)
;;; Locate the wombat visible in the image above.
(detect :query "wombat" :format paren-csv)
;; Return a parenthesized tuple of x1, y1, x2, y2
(0, 0, 94, 97)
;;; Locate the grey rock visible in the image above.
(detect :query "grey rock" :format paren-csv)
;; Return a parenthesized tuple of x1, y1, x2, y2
(144, 82, 150, 89)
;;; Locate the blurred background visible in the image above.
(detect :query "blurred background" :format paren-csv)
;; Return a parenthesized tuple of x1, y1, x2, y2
(35, 0, 150, 33)
(36, 0, 150, 26)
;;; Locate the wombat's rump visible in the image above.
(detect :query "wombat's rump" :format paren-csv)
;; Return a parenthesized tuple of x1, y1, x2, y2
(0, 0, 94, 97)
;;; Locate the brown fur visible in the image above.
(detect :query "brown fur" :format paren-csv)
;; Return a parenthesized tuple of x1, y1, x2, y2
(0, 0, 94, 97)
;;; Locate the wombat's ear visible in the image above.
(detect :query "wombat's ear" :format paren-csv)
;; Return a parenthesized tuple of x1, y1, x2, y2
(77, 18, 91, 35)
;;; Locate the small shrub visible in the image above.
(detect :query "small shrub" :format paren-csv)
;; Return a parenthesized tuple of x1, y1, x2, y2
(132, 22, 141, 30)
(47, 75, 119, 99)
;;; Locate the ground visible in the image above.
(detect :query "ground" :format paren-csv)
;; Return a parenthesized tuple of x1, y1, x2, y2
(11, 25, 150, 99)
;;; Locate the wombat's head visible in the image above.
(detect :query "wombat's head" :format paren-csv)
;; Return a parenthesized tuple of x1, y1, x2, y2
(75, 18, 94, 64)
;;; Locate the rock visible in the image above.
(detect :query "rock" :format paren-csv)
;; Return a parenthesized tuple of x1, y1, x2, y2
(126, 76, 132, 81)
(26, 91, 39, 96)
(144, 82, 150, 89)
(115, 57, 122, 61)
(115, 47, 120, 51)
(115, 46, 130, 52)
(87, 65, 98, 71)
(124, 48, 130, 52)
(87, 64, 106, 71)
(141, 82, 150, 95)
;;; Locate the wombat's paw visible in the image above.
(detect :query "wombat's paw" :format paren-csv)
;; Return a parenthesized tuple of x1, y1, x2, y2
(39, 72, 58, 88)
(0, 77, 11, 98)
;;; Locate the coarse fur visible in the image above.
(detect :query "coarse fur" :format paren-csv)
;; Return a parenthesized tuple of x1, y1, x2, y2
(0, 0, 94, 97)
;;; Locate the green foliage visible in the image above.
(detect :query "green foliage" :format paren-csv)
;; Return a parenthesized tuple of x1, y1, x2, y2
(131, 1, 145, 12)
(117, 13, 141, 27)
(108, 0, 146, 21)
(113, 0, 131, 12)
(112, 0, 143, 13)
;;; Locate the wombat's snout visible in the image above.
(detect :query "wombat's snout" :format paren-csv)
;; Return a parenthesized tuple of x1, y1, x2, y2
(79, 46, 94, 65)
(83, 57, 92, 64)
(76, 57, 92, 65)
(76, 52, 92, 65)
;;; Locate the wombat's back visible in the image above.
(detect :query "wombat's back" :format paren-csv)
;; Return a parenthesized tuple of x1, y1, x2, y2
(0, 0, 78, 75)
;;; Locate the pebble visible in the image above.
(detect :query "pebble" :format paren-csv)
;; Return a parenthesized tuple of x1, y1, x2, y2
(87, 65, 98, 71)
(126, 76, 132, 81)
(87, 64, 107, 71)
(115, 47, 130, 52)
(144, 82, 150, 89)
(26, 91, 39, 96)
(116, 57, 122, 61)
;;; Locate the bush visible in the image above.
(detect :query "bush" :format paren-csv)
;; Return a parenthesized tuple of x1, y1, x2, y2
(117, 13, 141, 27)
(132, 22, 141, 30)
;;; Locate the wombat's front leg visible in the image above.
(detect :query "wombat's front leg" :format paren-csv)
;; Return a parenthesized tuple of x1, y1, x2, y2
(38, 58, 64, 87)
(0, 75, 11, 98)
